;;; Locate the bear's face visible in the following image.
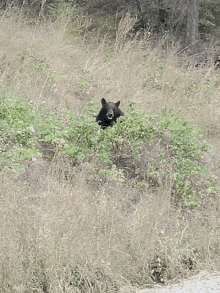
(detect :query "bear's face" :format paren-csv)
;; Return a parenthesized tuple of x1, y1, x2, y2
(101, 98, 120, 121)
(96, 98, 124, 129)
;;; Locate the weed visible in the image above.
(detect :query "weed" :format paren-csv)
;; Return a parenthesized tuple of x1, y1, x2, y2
(33, 258, 49, 293)
(48, 73, 58, 93)
(34, 60, 46, 74)
(77, 67, 98, 92)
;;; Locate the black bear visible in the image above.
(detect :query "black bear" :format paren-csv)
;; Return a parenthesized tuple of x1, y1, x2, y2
(96, 98, 124, 129)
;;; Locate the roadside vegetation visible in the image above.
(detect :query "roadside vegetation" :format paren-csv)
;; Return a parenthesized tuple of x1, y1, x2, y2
(1, 2, 220, 292)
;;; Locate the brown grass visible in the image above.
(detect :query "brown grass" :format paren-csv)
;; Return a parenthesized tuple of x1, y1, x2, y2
(0, 5, 220, 292)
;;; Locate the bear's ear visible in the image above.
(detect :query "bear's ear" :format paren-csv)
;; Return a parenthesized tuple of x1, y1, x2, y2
(115, 101, 120, 107)
(101, 98, 107, 106)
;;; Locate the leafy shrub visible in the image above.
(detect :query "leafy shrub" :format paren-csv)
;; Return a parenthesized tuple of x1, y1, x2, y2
(0, 92, 217, 206)
(0, 92, 41, 173)
(151, 107, 217, 207)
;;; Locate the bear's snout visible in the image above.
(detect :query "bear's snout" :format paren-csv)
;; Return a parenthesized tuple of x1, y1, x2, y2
(107, 111, 114, 120)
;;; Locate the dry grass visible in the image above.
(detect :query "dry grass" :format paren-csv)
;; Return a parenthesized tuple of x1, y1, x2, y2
(0, 5, 220, 292)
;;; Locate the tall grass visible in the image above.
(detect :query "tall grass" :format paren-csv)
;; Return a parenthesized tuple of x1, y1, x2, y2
(0, 4, 220, 292)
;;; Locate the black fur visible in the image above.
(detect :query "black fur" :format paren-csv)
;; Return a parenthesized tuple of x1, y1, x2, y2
(96, 98, 124, 129)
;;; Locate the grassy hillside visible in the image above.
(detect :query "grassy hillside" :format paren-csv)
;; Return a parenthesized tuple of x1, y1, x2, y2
(1, 4, 220, 292)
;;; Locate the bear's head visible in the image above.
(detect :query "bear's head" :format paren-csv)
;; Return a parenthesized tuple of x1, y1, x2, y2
(96, 98, 124, 129)
(101, 98, 120, 121)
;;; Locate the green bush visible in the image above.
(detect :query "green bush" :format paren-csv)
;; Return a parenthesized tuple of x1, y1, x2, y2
(0, 92, 41, 173)
(0, 92, 217, 206)
(152, 107, 217, 207)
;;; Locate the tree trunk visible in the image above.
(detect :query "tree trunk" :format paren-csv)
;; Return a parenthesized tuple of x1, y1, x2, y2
(186, 0, 199, 45)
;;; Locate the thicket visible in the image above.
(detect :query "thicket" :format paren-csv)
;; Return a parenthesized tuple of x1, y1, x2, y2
(0, 0, 220, 37)
(0, 92, 217, 207)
